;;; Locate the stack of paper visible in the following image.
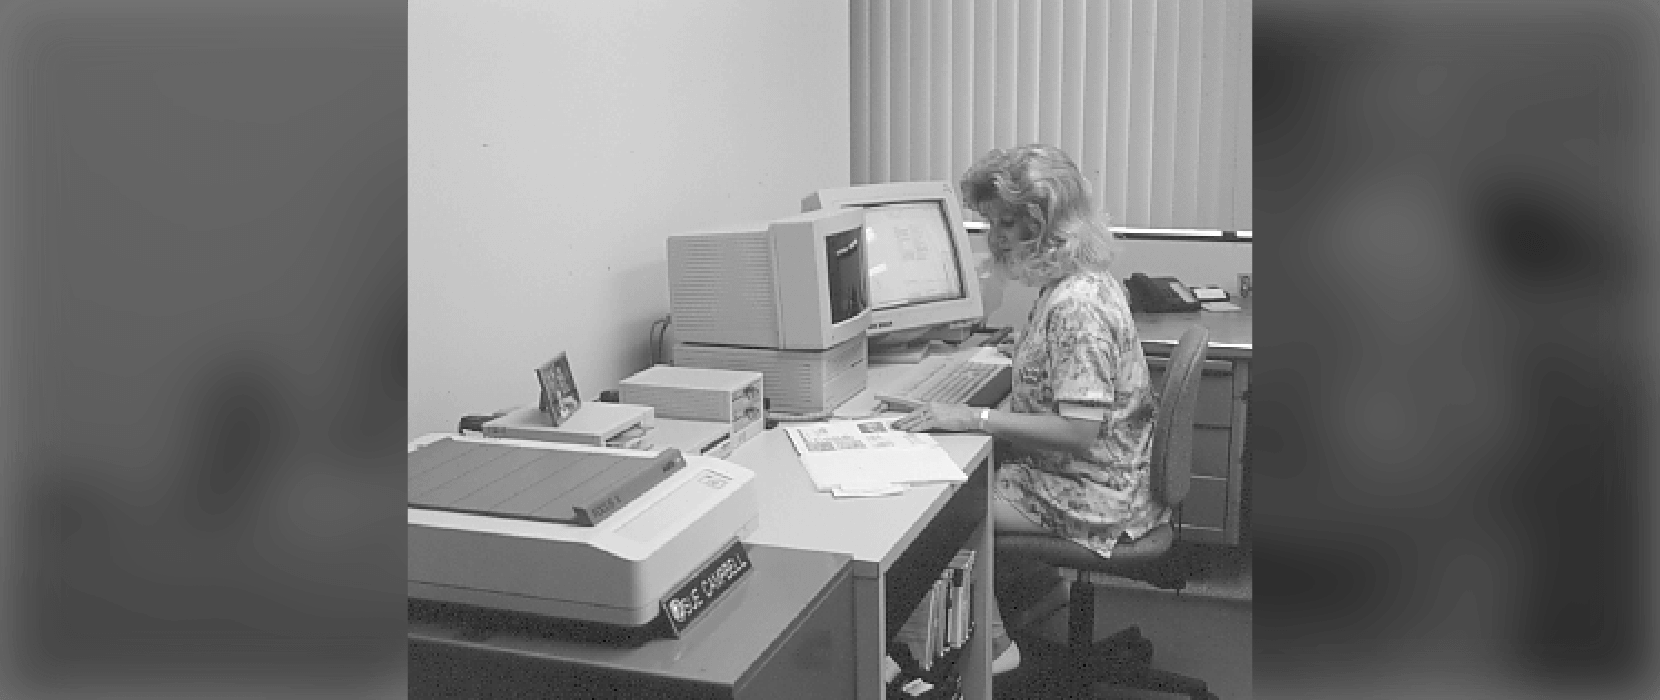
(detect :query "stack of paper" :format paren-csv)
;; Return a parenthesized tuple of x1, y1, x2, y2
(782, 419, 967, 492)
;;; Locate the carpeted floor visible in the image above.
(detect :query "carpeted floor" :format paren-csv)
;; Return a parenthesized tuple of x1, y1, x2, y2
(994, 544, 1252, 699)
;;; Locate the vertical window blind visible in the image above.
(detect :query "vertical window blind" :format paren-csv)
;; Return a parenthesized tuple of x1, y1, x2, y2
(851, 0, 1251, 231)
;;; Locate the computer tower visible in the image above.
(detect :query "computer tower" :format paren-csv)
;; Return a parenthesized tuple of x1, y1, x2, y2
(673, 335, 866, 415)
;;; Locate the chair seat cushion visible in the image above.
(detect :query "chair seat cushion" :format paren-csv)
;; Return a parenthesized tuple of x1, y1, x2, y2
(996, 523, 1174, 573)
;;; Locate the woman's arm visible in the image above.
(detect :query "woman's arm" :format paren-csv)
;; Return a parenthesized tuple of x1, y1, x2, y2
(890, 403, 1100, 458)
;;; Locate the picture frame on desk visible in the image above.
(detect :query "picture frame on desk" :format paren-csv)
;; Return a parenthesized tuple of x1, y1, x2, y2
(535, 351, 581, 427)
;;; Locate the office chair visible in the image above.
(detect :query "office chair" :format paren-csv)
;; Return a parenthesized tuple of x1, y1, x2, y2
(995, 325, 1218, 700)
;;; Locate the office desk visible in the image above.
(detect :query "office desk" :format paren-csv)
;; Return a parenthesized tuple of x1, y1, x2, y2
(409, 545, 855, 699)
(733, 357, 997, 700)
(409, 366, 996, 700)
(1134, 304, 1253, 545)
(1134, 302, 1254, 360)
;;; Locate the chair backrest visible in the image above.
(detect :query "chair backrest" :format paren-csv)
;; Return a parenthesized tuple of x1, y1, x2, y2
(1147, 325, 1210, 508)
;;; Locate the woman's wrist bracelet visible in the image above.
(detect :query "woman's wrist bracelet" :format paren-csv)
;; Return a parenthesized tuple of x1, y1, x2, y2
(978, 408, 992, 433)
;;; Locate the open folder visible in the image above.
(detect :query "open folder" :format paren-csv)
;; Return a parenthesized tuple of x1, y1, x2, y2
(782, 419, 968, 492)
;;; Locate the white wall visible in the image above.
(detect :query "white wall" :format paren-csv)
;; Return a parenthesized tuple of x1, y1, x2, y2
(410, 1, 850, 438)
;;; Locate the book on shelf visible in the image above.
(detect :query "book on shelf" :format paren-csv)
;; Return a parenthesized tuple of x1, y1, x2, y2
(948, 548, 975, 649)
(956, 563, 969, 646)
(931, 576, 949, 663)
(891, 547, 978, 675)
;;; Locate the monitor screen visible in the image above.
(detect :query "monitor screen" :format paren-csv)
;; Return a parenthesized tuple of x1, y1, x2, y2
(823, 223, 869, 324)
(859, 200, 966, 311)
(801, 181, 985, 350)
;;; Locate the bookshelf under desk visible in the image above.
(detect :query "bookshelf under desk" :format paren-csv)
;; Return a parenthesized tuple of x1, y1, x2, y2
(732, 374, 997, 700)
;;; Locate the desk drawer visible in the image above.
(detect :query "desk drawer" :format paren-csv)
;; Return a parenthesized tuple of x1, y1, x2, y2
(1179, 476, 1228, 530)
(1146, 358, 1234, 427)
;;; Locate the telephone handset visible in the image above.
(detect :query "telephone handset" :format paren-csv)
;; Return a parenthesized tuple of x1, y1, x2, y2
(1126, 273, 1201, 313)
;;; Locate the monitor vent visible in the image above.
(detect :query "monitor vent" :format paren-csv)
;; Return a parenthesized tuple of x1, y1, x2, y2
(669, 235, 780, 346)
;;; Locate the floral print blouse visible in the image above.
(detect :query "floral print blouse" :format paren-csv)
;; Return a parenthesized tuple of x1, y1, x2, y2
(995, 270, 1169, 558)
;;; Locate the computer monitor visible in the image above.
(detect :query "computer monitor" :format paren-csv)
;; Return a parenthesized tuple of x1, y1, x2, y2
(801, 181, 986, 362)
(665, 206, 870, 351)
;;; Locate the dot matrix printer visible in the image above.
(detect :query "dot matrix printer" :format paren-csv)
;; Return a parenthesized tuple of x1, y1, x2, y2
(407, 434, 758, 628)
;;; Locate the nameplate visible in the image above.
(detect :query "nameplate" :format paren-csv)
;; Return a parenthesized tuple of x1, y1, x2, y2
(659, 540, 753, 638)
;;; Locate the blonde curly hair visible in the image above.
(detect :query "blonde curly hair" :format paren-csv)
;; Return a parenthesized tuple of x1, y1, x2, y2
(958, 144, 1115, 285)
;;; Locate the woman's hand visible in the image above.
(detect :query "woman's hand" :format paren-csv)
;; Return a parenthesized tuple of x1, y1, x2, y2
(891, 402, 982, 433)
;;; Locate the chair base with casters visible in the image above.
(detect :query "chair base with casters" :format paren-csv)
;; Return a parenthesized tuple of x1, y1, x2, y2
(995, 523, 1218, 700)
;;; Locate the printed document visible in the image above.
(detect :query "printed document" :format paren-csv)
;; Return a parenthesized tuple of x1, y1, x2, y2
(782, 419, 967, 491)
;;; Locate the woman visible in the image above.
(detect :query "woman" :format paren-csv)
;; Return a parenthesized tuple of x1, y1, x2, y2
(892, 144, 1168, 674)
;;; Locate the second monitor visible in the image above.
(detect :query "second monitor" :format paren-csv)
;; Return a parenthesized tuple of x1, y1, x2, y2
(802, 181, 986, 364)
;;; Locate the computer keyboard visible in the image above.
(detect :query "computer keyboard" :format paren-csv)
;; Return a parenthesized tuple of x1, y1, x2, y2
(877, 353, 1013, 409)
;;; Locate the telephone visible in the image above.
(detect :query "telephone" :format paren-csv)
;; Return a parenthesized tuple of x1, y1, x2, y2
(1125, 273, 1201, 313)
